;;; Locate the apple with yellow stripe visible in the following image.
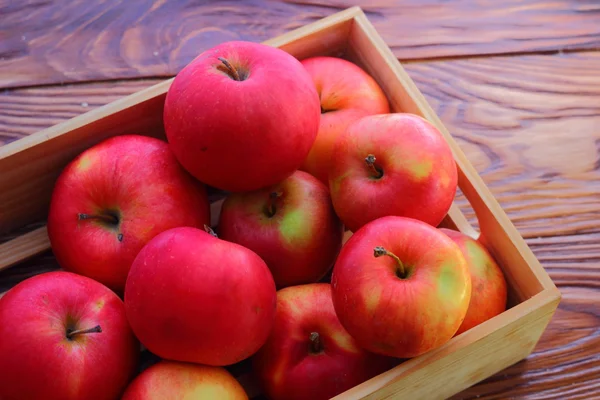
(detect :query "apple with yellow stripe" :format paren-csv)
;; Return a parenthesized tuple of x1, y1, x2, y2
(440, 228, 508, 335)
(0, 271, 139, 400)
(331, 216, 471, 358)
(328, 113, 458, 232)
(121, 361, 248, 400)
(219, 170, 343, 289)
(299, 56, 390, 184)
(252, 283, 393, 400)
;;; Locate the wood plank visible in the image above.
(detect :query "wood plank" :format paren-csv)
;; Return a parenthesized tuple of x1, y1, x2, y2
(0, 51, 598, 399)
(2, 52, 598, 240)
(0, 227, 49, 271)
(1, 0, 599, 88)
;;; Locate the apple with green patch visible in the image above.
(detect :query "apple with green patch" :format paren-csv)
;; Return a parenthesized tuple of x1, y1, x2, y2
(122, 361, 248, 400)
(331, 216, 471, 358)
(440, 228, 508, 335)
(47, 135, 211, 292)
(219, 170, 343, 288)
(252, 283, 393, 400)
(163, 40, 320, 192)
(299, 56, 390, 184)
(0, 271, 139, 400)
(328, 113, 458, 232)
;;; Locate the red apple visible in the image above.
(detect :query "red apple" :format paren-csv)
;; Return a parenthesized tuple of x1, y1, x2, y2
(163, 40, 320, 192)
(253, 283, 393, 400)
(124, 226, 277, 366)
(329, 113, 458, 232)
(122, 361, 248, 400)
(300, 56, 390, 184)
(47, 135, 210, 292)
(219, 170, 343, 288)
(331, 216, 471, 358)
(0, 271, 139, 400)
(440, 228, 508, 335)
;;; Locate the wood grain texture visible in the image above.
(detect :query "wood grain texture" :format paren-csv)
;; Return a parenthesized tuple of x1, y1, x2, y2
(2, 0, 600, 88)
(2, 52, 598, 240)
(0, 51, 598, 398)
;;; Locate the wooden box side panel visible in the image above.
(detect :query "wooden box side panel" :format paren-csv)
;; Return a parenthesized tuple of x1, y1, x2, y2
(335, 290, 561, 400)
(0, 90, 168, 235)
(345, 13, 556, 302)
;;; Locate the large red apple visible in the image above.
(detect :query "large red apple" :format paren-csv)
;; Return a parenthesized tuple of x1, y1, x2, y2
(331, 216, 471, 358)
(163, 40, 320, 192)
(440, 228, 508, 335)
(47, 135, 210, 292)
(219, 170, 343, 288)
(122, 361, 248, 400)
(329, 113, 458, 232)
(299, 56, 390, 184)
(124, 226, 277, 366)
(253, 283, 393, 400)
(0, 271, 139, 400)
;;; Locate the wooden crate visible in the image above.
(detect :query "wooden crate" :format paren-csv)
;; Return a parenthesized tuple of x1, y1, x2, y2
(0, 6, 561, 400)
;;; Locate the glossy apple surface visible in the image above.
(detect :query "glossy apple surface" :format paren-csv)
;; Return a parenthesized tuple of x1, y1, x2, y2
(329, 113, 458, 232)
(164, 40, 320, 192)
(331, 216, 471, 358)
(122, 361, 248, 400)
(219, 170, 343, 288)
(47, 135, 210, 292)
(124, 226, 277, 366)
(253, 283, 393, 400)
(0, 271, 139, 400)
(299, 56, 390, 184)
(440, 228, 508, 335)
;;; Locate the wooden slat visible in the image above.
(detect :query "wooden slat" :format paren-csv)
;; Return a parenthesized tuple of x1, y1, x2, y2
(2, 0, 600, 88)
(1, 52, 599, 239)
(0, 227, 49, 271)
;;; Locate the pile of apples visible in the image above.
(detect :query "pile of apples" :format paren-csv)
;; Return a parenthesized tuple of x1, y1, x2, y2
(0, 41, 508, 400)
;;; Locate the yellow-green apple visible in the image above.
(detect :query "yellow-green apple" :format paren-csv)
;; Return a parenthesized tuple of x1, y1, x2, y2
(299, 56, 390, 184)
(124, 226, 277, 366)
(0, 271, 139, 400)
(122, 361, 248, 400)
(163, 40, 320, 192)
(218, 170, 343, 288)
(47, 135, 210, 292)
(252, 283, 393, 400)
(331, 216, 471, 358)
(440, 228, 507, 335)
(329, 113, 458, 232)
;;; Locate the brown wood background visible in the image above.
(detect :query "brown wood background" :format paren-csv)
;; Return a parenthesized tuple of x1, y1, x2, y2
(1, 1, 599, 399)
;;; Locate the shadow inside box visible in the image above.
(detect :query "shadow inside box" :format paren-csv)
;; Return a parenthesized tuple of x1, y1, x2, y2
(0, 250, 61, 293)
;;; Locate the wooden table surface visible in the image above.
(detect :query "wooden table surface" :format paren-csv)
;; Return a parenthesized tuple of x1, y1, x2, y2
(1, 1, 599, 399)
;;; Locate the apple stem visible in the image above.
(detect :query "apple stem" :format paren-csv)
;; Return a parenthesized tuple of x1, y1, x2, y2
(66, 324, 102, 340)
(309, 332, 323, 354)
(374, 246, 406, 278)
(365, 154, 383, 179)
(217, 57, 241, 81)
(265, 191, 283, 218)
(78, 213, 119, 225)
(204, 225, 218, 238)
